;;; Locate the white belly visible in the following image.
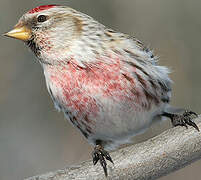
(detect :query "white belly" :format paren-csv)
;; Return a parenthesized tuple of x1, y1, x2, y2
(87, 97, 167, 150)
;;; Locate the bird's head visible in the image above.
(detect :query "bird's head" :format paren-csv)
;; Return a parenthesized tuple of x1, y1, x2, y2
(4, 5, 88, 64)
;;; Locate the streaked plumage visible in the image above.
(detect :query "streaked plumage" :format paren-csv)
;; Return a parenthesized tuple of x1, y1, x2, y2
(5, 5, 199, 176)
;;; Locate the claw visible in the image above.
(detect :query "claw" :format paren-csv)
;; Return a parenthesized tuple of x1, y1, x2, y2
(187, 120, 200, 132)
(103, 164, 107, 177)
(163, 110, 199, 131)
(92, 153, 99, 165)
(188, 111, 198, 117)
(99, 155, 107, 176)
(182, 121, 188, 129)
(184, 110, 198, 117)
(102, 150, 114, 164)
(91, 143, 114, 177)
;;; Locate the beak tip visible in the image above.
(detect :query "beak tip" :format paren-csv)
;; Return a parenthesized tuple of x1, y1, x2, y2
(2, 32, 8, 37)
(2, 32, 16, 40)
(2, 26, 31, 41)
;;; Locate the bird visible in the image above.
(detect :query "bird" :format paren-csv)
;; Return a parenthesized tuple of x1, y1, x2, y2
(4, 4, 199, 177)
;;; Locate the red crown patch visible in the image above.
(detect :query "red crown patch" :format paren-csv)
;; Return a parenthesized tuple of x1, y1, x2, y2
(28, 5, 59, 14)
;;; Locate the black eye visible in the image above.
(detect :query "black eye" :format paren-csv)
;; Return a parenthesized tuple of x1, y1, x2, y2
(37, 15, 47, 22)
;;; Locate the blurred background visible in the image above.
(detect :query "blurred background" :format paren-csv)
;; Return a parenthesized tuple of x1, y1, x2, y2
(1, 0, 201, 179)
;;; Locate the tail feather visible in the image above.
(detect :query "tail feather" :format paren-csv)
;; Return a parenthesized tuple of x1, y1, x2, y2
(164, 106, 186, 114)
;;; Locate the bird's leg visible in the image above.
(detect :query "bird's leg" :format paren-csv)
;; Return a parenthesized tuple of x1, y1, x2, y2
(162, 110, 199, 131)
(91, 140, 114, 177)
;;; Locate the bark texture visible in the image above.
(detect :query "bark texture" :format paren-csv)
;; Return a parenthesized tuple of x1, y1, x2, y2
(26, 116, 201, 180)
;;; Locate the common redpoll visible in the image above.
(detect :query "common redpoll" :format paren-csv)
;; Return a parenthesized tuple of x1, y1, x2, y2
(4, 5, 199, 176)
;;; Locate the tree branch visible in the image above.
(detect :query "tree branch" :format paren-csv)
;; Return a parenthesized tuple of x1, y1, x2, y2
(26, 116, 201, 180)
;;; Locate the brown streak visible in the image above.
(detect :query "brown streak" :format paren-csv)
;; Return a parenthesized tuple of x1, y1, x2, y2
(76, 124, 88, 138)
(73, 17, 83, 33)
(158, 81, 171, 92)
(125, 61, 151, 79)
(104, 31, 112, 37)
(135, 73, 147, 88)
(135, 72, 160, 109)
(122, 73, 134, 83)
(84, 115, 92, 123)
(149, 79, 158, 89)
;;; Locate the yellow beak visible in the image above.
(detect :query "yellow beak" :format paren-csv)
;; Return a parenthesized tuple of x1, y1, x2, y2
(4, 26, 31, 41)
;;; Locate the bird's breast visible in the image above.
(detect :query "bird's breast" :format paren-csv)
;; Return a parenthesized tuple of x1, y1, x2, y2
(43, 58, 165, 147)
(44, 59, 136, 113)
(43, 57, 161, 117)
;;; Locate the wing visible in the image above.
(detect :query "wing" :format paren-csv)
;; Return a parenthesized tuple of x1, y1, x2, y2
(102, 28, 172, 106)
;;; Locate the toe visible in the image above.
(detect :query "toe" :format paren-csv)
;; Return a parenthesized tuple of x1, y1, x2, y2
(92, 143, 113, 177)
(92, 151, 99, 165)
(186, 119, 200, 132)
(102, 150, 114, 164)
(184, 110, 198, 117)
(99, 155, 108, 176)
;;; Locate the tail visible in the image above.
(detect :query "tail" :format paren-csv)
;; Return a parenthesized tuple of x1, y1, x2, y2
(164, 106, 186, 114)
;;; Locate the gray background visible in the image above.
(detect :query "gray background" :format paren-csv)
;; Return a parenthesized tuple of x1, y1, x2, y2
(1, 0, 201, 179)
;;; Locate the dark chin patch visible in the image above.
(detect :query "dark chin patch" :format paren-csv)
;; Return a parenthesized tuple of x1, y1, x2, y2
(26, 39, 53, 65)
(26, 38, 41, 56)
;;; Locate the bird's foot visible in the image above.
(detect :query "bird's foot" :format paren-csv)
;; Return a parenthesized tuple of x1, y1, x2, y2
(163, 110, 199, 131)
(92, 144, 114, 177)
